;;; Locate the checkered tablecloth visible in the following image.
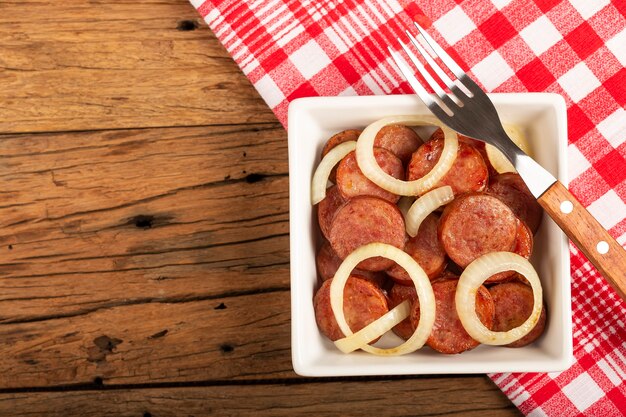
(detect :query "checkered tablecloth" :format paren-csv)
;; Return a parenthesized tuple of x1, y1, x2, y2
(190, 0, 626, 414)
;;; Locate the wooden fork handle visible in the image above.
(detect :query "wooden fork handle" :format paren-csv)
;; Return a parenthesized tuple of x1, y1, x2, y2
(538, 181, 626, 300)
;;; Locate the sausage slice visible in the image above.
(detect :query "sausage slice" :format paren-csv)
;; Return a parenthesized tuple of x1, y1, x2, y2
(336, 148, 404, 203)
(316, 241, 387, 287)
(407, 137, 488, 196)
(322, 129, 362, 183)
(374, 124, 423, 163)
(314, 276, 389, 341)
(388, 283, 418, 340)
(386, 213, 447, 284)
(410, 279, 495, 354)
(429, 128, 496, 176)
(486, 219, 534, 283)
(322, 129, 362, 157)
(439, 193, 518, 268)
(316, 241, 344, 281)
(329, 197, 406, 271)
(488, 173, 543, 234)
(317, 185, 347, 240)
(489, 282, 547, 348)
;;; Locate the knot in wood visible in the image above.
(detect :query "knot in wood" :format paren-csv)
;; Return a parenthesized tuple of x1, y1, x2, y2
(87, 335, 123, 362)
(177, 20, 198, 31)
(132, 215, 154, 229)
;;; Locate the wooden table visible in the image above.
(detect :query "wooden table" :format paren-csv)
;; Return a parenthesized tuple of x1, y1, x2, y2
(0, 1, 521, 415)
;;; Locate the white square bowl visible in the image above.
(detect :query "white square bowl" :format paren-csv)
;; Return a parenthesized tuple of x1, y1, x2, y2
(288, 93, 573, 376)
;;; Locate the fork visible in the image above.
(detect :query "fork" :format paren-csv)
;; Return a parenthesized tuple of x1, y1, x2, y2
(389, 22, 626, 301)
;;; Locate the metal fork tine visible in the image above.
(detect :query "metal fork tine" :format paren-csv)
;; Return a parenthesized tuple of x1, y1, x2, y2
(388, 47, 433, 105)
(398, 39, 457, 114)
(412, 22, 465, 80)
(398, 38, 447, 99)
(405, 31, 470, 102)
(405, 31, 457, 93)
(388, 46, 452, 119)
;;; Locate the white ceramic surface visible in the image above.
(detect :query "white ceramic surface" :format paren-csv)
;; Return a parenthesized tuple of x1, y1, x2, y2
(288, 94, 572, 376)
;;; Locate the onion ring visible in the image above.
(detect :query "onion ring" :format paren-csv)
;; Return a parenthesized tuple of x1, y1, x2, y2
(456, 252, 543, 345)
(397, 196, 415, 220)
(356, 115, 458, 196)
(329, 243, 435, 355)
(334, 301, 410, 353)
(405, 186, 454, 237)
(311, 141, 356, 205)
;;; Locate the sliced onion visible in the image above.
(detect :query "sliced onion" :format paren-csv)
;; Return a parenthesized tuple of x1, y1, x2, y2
(356, 115, 458, 196)
(311, 141, 356, 205)
(405, 186, 454, 237)
(334, 301, 410, 353)
(329, 243, 435, 355)
(456, 252, 543, 345)
(397, 196, 415, 218)
(486, 124, 531, 174)
(397, 196, 416, 227)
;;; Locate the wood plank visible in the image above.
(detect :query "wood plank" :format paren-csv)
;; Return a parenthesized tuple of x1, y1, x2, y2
(0, 291, 293, 387)
(0, 379, 521, 417)
(0, 0, 275, 133)
(0, 124, 289, 321)
(0, 122, 295, 388)
(0, 123, 287, 229)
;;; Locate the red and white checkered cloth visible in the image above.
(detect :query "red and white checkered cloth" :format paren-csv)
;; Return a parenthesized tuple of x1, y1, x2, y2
(191, 0, 626, 414)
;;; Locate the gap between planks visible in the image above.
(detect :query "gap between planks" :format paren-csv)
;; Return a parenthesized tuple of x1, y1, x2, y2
(0, 121, 282, 139)
(0, 377, 521, 417)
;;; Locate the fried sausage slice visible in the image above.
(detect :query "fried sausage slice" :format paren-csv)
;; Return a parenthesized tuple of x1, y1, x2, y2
(336, 148, 404, 203)
(314, 276, 389, 341)
(407, 137, 488, 196)
(489, 282, 547, 348)
(317, 185, 347, 240)
(439, 193, 518, 268)
(329, 197, 406, 271)
(386, 213, 447, 284)
(316, 241, 387, 287)
(486, 219, 534, 283)
(488, 173, 544, 234)
(410, 279, 495, 354)
(388, 283, 418, 340)
(374, 124, 423, 163)
(322, 129, 362, 183)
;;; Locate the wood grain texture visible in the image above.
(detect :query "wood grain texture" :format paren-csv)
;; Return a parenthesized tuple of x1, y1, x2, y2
(0, 0, 275, 133)
(0, 124, 289, 322)
(0, 291, 293, 387)
(0, 122, 292, 388)
(0, 379, 521, 417)
(538, 181, 626, 300)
